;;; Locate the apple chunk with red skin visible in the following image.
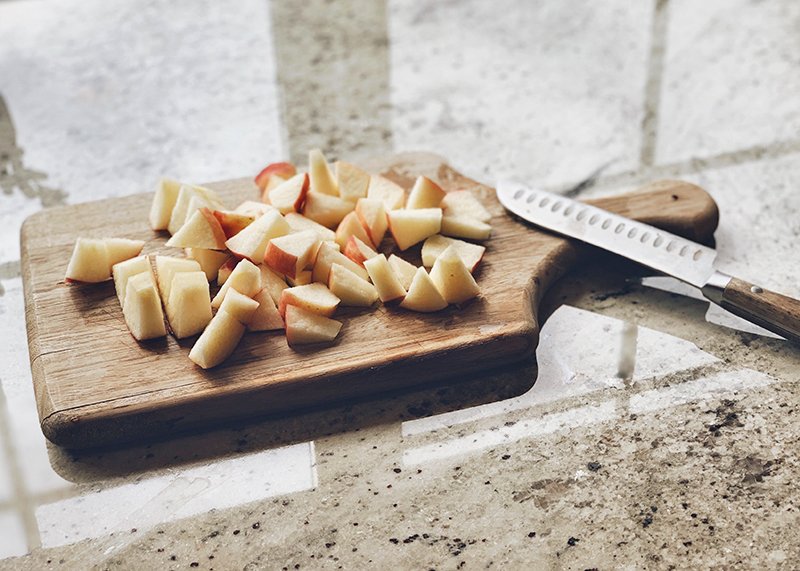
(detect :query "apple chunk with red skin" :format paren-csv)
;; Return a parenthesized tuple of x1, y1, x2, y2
(225, 209, 290, 263)
(212, 210, 254, 238)
(285, 305, 342, 346)
(329, 263, 378, 307)
(387, 208, 442, 251)
(343, 236, 378, 267)
(211, 258, 261, 308)
(255, 161, 296, 193)
(268, 173, 309, 215)
(335, 211, 374, 250)
(264, 229, 321, 279)
(355, 198, 388, 247)
(312, 241, 369, 284)
(279, 283, 340, 318)
(429, 245, 480, 304)
(166, 208, 228, 250)
(406, 176, 446, 209)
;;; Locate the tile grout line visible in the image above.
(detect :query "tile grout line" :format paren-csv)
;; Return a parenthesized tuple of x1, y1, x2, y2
(0, 384, 41, 551)
(639, 0, 670, 167)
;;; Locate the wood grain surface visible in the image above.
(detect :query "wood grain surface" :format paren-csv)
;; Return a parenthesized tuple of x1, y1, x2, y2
(721, 277, 800, 343)
(21, 152, 719, 448)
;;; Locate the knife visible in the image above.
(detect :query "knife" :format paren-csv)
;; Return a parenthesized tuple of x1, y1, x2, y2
(496, 181, 800, 344)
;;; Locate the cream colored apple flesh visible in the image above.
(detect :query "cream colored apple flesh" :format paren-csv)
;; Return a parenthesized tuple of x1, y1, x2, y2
(212, 210, 254, 238)
(400, 267, 448, 312)
(308, 149, 338, 196)
(264, 229, 320, 278)
(343, 236, 378, 267)
(112, 255, 152, 305)
(406, 176, 446, 209)
(211, 258, 261, 308)
(367, 175, 405, 210)
(154, 256, 202, 301)
(217, 257, 236, 285)
(234, 200, 275, 218)
(189, 310, 246, 369)
(421, 235, 485, 273)
(66, 237, 144, 283)
(302, 192, 354, 228)
(219, 288, 260, 323)
(286, 270, 313, 286)
(284, 212, 337, 242)
(285, 305, 342, 346)
(166, 208, 228, 250)
(259, 264, 289, 304)
(185, 248, 230, 281)
(440, 215, 492, 241)
(387, 208, 443, 251)
(364, 254, 406, 304)
(167, 185, 222, 235)
(312, 241, 369, 284)
(122, 271, 167, 341)
(268, 173, 309, 214)
(335, 211, 374, 250)
(224, 209, 290, 262)
(328, 263, 379, 307)
(166, 271, 212, 338)
(355, 198, 388, 246)
(247, 288, 284, 331)
(441, 190, 492, 223)
(429, 245, 480, 304)
(387, 254, 418, 290)
(335, 161, 370, 202)
(149, 177, 183, 230)
(278, 283, 341, 318)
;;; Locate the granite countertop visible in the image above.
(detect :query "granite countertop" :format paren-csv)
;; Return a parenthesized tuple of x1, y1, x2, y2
(1, 0, 799, 569)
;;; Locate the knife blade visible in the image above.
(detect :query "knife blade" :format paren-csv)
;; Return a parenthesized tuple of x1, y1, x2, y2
(496, 181, 800, 344)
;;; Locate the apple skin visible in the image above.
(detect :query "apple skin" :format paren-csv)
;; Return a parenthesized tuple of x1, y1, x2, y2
(343, 236, 377, 267)
(254, 162, 297, 193)
(213, 210, 255, 238)
(267, 173, 309, 214)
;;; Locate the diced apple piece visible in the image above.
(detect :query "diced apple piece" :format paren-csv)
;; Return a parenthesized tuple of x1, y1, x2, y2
(421, 235, 485, 273)
(217, 257, 236, 285)
(441, 190, 491, 223)
(154, 256, 202, 301)
(166, 271, 212, 338)
(122, 271, 167, 341)
(219, 287, 260, 323)
(268, 173, 309, 215)
(259, 264, 288, 304)
(335, 211, 374, 250)
(278, 283, 340, 318)
(287, 270, 313, 287)
(363, 254, 406, 304)
(302, 192, 354, 228)
(65, 238, 112, 283)
(112, 255, 152, 305)
(105, 238, 146, 266)
(429, 246, 480, 304)
(335, 161, 370, 202)
(234, 200, 275, 218)
(149, 177, 182, 231)
(406, 176, 446, 209)
(400, 267, 448, 312)
(285, 305, 342, 346)
(367, 175, 405, 211)
(225, 210, 290, 263)
(343, 236, 378, 267)
(328, 263, 378, 307)
(167, 185, 222, 235)
(247, 289, 284, 331)
(308, 149, 338, 196)
(312, 241, 369, 284)
(166, 208, 227, 250)
(186, 248, 231, 281)
(212, 210, 255, 238)
(387, 208, 442, 250)
(284, 212, 337, 242)
(255, 161, 296, 193)
(211, 258, 261, 308)
(264, 229, 321, 278)
(387, 254, 417, 290)
(355, 198, 389, 246)
(440, 215, 492, 240)
(188, 311, 246, 369)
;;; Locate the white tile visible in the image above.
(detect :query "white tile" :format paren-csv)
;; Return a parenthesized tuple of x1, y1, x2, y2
(388, 0, 653, 187)
(36, 441, 317, 549)
(0, 445, 12, 504)
(0, 0, 284, 263)
(657, 0, 800, 163)
(0, 510, 28, 560)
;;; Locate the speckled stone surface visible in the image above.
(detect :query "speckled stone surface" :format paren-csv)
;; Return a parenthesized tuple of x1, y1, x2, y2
(1, 0, 800, 569)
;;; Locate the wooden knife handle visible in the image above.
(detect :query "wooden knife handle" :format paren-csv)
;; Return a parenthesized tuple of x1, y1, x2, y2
(718, 277, 800, 343)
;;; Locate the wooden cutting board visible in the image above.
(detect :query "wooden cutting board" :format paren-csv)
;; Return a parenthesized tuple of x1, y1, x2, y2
(21, 152, 719, 448)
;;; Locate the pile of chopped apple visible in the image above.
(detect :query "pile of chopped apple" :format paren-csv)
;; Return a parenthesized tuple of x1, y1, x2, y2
(64, 150, 493, 368)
